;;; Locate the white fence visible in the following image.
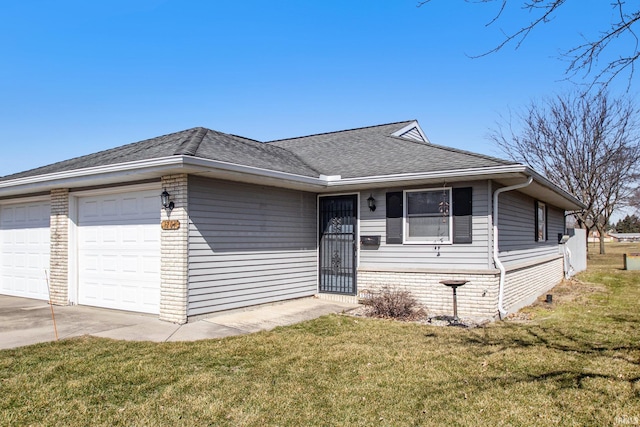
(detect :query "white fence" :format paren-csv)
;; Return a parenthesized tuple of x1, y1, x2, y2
(565, 228, 587, 276)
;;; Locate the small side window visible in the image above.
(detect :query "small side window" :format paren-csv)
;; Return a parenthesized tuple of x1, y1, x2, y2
(535, 201, 547, 242)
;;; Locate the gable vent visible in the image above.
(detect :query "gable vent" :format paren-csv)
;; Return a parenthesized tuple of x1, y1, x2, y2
(399, 127, 424, 142)
(391, 121, 430, 143)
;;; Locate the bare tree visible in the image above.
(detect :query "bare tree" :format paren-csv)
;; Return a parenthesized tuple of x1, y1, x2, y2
(629, 187, 640, 213)
(418, 0, 640, 91)
(489, 91, 640, 254)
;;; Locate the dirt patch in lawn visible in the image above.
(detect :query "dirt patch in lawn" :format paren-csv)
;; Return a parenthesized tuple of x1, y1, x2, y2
(505, 278, 606, 322)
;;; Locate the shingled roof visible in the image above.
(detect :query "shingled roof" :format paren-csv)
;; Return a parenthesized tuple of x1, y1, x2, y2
(268, 121, 516, 179)
(0, 120, 586, 209)
(0, 127, 320, 182)
(1, 120, 516, 183)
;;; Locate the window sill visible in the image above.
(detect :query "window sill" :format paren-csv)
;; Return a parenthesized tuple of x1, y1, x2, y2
(403, 240, 452, 245)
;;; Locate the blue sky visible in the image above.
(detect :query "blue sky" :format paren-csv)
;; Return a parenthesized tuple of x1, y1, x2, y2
(1, 0, 635, 179)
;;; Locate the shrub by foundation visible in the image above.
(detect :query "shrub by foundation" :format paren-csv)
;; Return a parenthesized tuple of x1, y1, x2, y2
(360, 287, 425, 320)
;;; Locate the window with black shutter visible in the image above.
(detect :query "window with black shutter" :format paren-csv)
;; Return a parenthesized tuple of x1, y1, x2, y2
(385, 187, 473, 245)
(405, 188, 452, 243)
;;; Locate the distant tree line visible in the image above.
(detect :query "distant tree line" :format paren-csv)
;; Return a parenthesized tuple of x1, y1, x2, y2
(615, 215, 640, 233)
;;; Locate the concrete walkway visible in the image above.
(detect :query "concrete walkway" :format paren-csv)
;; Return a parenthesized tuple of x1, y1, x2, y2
(0, 295, 359, 350)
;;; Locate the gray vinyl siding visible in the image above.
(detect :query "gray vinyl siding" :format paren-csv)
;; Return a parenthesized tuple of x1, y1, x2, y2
(497, 190, 565, 265)
(358, 181, 492, 270)
(187, 176, 317, 316)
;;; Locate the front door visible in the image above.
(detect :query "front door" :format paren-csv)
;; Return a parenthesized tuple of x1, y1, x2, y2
(319, 195, 357, 295)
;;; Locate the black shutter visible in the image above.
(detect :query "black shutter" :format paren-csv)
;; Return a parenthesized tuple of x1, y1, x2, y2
(386, 192, 403, 244)
(452, 187, 472, 244)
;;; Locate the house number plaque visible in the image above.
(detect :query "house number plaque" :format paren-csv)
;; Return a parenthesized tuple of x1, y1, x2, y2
(161, 220, 180, 230)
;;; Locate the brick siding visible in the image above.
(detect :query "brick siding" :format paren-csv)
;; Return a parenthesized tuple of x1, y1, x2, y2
(159, 174, 189, 323)
(502, 256, 564, 314)
(48, 189, 69, 305)
(355, 256, 565, 321)
(357, 269, 500, 320)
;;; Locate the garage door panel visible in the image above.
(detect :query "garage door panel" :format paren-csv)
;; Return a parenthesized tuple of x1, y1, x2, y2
(142, 256, 159, 274)
(81, 281, 101, 300)
(121, 285, 138, 303)
(27, 277, 42, 294)
(2, 277, 11, 293)
(143, 228, 158, 243)
(78, 189, 160, 314)
(121, 255, 139, 273)
(102, 228, 118, 243)
(14, 253, 26, 268)
(0, 201, 51, 300)
(103, 284, 118, 302)
(122, 229, 137, 244)
(102, 255, 118, 272)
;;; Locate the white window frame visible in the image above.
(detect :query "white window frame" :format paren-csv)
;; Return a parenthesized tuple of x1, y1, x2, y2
(403, 188, 453, 244)
(537, 201, 547, 242)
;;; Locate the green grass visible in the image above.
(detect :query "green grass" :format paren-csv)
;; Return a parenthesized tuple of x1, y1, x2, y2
(1, 243, 639, 426)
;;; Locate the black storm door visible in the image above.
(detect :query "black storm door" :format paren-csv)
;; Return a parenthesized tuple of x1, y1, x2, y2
(319, 195, 357, 295)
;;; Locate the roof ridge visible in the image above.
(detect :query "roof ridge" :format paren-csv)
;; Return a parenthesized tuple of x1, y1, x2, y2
(174, 127, 209, 156)
(216, 130, 324, 176)
(227, 133, 264, 144)
(419, 138, 517, 166)
(262, 141, 323, 176)
(267, 120, 415, 143)
(0, 127, 205, 180)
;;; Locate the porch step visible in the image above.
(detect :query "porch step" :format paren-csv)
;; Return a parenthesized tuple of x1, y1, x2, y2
(316, 293, 359, 304)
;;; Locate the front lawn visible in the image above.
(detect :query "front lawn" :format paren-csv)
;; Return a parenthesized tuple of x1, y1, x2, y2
(1, 244, 639, 426)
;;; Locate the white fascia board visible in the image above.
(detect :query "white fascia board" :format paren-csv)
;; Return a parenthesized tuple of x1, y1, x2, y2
(521, 167, 586, 209)
(0, 157, 185, 197)
(0, 153, 585, 209)
(329, 165, 530, 186)
(0, 157, 182, 188)
(0, 155, 328, 197)
(329, 164, 585, 210)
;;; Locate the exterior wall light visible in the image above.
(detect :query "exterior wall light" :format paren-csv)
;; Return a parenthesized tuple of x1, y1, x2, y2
(161, 189, 174, 211)
(367, 194, 376, 212)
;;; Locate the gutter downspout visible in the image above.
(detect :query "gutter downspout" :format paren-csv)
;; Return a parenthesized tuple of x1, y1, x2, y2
(493, 176, 534, 319)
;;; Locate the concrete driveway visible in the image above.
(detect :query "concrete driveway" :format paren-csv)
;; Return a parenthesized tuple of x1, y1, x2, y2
(0, 295, 358, 350)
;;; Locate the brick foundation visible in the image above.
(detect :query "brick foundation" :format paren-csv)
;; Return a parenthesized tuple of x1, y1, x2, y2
(502, 256, 564, 314)
(357, 269, 500, 320)
(356, 256, 565, 321)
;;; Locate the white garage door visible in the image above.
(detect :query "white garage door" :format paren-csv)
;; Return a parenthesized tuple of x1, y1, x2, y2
(78, 189, 160, 314)
(0, 201, 51, 300)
